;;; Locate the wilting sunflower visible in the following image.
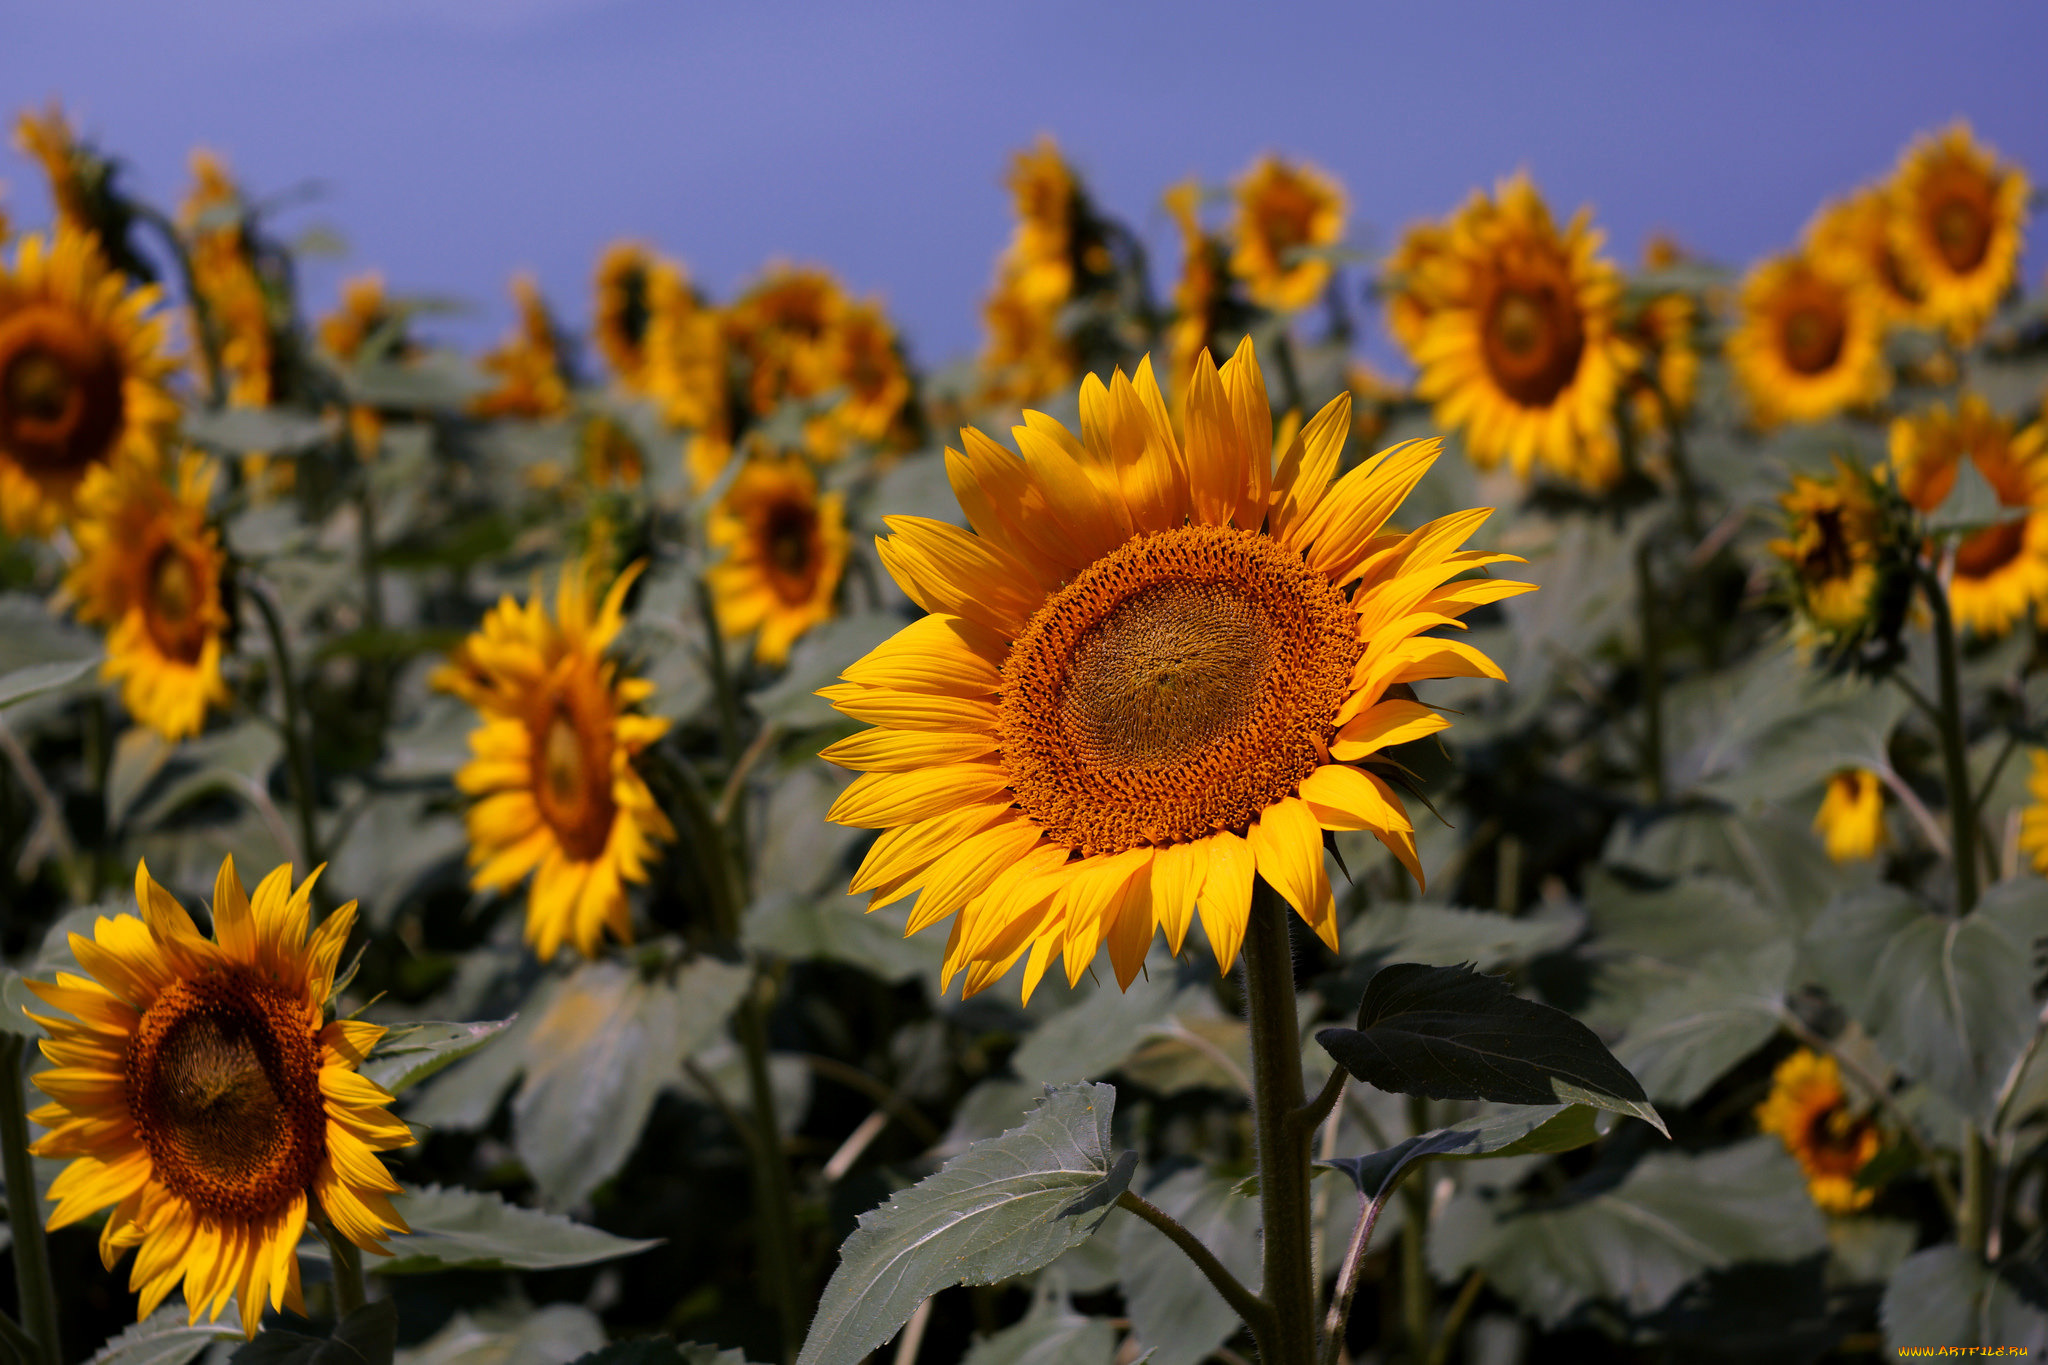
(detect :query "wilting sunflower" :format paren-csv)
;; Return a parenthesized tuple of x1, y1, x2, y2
(2019, 750, 2048, 875)
(64, 452, 231, 741)
(1728, 252, 1888, 429)
(592, 241, 669, 389)
(1381, 220, 1452, 357)
(434, 560, 675, 961)
(1412, 174, 1634, 489)
(1813, 769, 1885, 863)
(0, 225, 176, 534)
(26, 857, 411, 1335)
(1808, 186, 1930, 331)
(1887, 123, 2029, 343)
(821, 339, 1531, 1000)
(1892, 396, 2048, 636)
(1771, 460, 1887, 641)
(474, 273, 571, 421)
(1755, 1049, 1881, 1214)
(707, 450, 848, 666)
(1230, 156, 1344, 313)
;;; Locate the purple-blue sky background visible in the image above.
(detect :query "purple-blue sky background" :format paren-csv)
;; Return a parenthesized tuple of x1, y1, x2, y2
(5, 1, 2045, 370)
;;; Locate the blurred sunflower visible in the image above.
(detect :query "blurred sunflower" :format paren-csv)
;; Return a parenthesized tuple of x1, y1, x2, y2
(812, 301, 912, 458)
(978, 269, 1074, 409)
(1164, 181, 1227, 401)
(728, 265, 847, 420)
(474, 273, 571, 421)
(593, 241, 667, 389)
(180, 152, 276, 412)
(63, 452, 230, 741)
(25, 857, 411, 1335)
(1771, 460, 1885, 641)
(578, 411, 645, 490)
(638, 265, 729, 489)
(1892, 396, 2048, 636)
(1381, 220, 1452, 356)
(1619, 292, 1698, 435)
(434, 560, 674, 961)
(821, 339, 1530, 1000)
(1755, 1049, 1881, 1214)
(1813, 769, 1885, 862)
(13, 102, 93, 238)
(1412, 174, 1633, 489)
(1728, 253, 1888, 429)
(2019, 749, 2048, 874)
(317, 272, 404, 457)
(708, 450, 847, 666)
(1808, 186, 1929, 331)
(0, 224, 176, 534)
(1887, 123, 2029, 343)
(1002, 137, 1078, 310)
(1230, 155, 1344, 313)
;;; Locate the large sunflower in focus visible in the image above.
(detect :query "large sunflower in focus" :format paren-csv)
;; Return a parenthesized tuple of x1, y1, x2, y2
(0, 226, 175, 534)
(822, 340, 1531, 999)
(1230, 156, 1344, 313)
(26, 857, 411, 1335)
(1891, 395, 2048, 637)
(434, 560, 675, 961)
(1755, 1049, 1881, 1214)
(64, 452, 231, 741)
(1412, 174, 1633, 489)
(1728, 253, 1888, 429)
(708, 450, 848, 666)
(1887, 124, 2029, 343)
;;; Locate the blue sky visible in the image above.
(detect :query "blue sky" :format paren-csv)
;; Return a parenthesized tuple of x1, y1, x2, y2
(4, 1, 2044, 367)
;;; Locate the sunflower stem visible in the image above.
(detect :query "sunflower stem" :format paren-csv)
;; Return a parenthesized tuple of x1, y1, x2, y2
(1119, 1190, 1272, 1339)
(1923, 566, 1980, 916)
(249, 580, 322, 875)
(1242, 880, 1317, 1365)
(317, 1214, 368, 1316)
(1635, 541, 1666, 806)
(0, 1304, 36, 1365)
(0, 1035, 61, 1365)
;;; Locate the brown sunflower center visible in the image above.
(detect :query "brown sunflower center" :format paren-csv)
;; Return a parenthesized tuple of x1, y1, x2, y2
(1799, 1103, 1877, 1179)
(1779, 289, 1847, 377)
(143, 545, 211, 664)
(998, 524, 1361, 854)
(1955, 517, 2029, 581)
(125, 968, 326, 1223)
(0, 308, 126, 477)
(530, 693, 616, 861)
(1804, 506, 1857, 584)
(614, 264, 652, 355)
(1480, 278, 1585, 408)
(1929, 188, 1993, 275)
(762, 499, 819, 603)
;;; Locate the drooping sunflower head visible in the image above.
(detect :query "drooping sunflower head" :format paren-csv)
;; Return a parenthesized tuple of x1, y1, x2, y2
(708, 448, 848, 666)
(1887, 123, 2029, 343)
(1808, 185, 1929, 331)
(821, 338, 1531, 1000)
(577, 411, 646, 491)
(1229, 155, 1345, 314)
(318, 271, 406, 367)
(1412, 173, 1632, 489)
(592, 241, 666, 387)
(0, 225, 176, 534)
(63, 451, 231, 741)
(1771, 459, 1890, 642)
(1728, 252, 1889, 430)
(1813, 769, 1886, 863)
(433, 559, 676, 961)
(26, 856, 412, 1335)
(1381, 219, 1454, 358)
(1755, 1048, 1882, 1213)
(473, 273, 571, 420)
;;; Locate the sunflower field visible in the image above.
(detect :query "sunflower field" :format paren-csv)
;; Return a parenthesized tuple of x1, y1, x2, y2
(1, 100, 2047, 1365)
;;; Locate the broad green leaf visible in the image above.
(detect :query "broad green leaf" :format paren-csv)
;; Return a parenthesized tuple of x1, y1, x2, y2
(0, 655, 98, 710)
(394, 1305, 607, 1365)
(1881, 1247, 2048, 1353)
(1614, 943, 1793, 1105)
(116, 722, 284, 832)
(379, 1184, 660, 1274)
(1341, 902, 1583, 975)
(1324, 1103, 1605, 1202)
(83, 1309, 238, 1365)
(1602, 806, 1867, 919)
(183, 405, 334, 456)
(362, 1019, 514, 1096)
(228, 1301, 397, 1365)
(1007, 972, 1192, 1086)
(0, 969, 43, 1038)
(744, 890, 939, 986)
(1807, 879, 2048, 1124)
(1429, 1137, 1827, 1327)
(795, 1082, 1120, 1365)
(1114, 1165, 1263, 1365)
(345, 350, 486, 410)
(962, 1281, 1116, 1365)
(1583, 869, 1790, 965)
(1314, 963, 1666, 1135)
(571, 1346, 760, 1365)
(1926, 452, 2010, 533)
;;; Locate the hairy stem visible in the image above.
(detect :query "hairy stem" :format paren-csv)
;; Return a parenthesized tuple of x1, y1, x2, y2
(1117, 1190, 1274, 1339)
(1242, 881, 1317, 1365)
(0, 1037, 59, 1365)
(1636, 541, 1665, 806)
(1924, 566, 1980, 917)
(1318, 1182, 1394, 1365)
(249, 581, 322, 874)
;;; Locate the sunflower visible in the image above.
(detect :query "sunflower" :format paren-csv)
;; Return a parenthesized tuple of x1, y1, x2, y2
(474, 273, 571, 421)
(318, 272, 405, 458)
(1770, 460, 1886, 641)
(978, 269, 1075, 410)
(1755, 1049, 1881, 1214)
(0, 225, 176, 534)
(1620, 292, 1698, 436)
(1813, 769, 1885, 862)
(1164, 181, 1229, 402)
(434, 559, 675, 961)
(727, 266, 847, 420)
(1002, 138, 1078, 311)
(25, 856, 411, 1335)
(1412, 174, 1634, 489)
(811, 301, 912, 459)
(1891, 396, 2048, 636)
(63, 452, 231, 741)
(1229, 156, 1344, 313)
(1728, 252, 1888, 429)
(2019, 749, 2048, 875)
(180, 152, 276, 413)
(1381, 220, 1452, 356)
(820, 339, 1530, 1000)
(578, 412, 645, 490)
(13, 103, 92, 238)
(638, 265, 729, 489)
(707, 450, 847, 666)
(1887, 123, 2029, 343)
(592, 241, 671, 389)
(1808, 186, 1929, 331)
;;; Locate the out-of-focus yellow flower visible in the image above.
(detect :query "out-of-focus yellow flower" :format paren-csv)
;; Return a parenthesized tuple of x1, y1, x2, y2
(1230, 156, 1344, 313)
(1641, 233, 1688, 271)
(1892, 396, 2048, 636)
(474, 273, 571, 420)
(1412, 173, 1634, 490)
(180, 151, 292, 490)
(434, 559, 674, 961)
(727, 265, 847, 420)
(1002, 137, 1077, 310)
(1887, 123, 2029, 344)
(978, 269, 1074, 409)
(1808, 186, 1931, 332)
(578, 411, 644, 490)
(2019, 749, 2048, 874)
(1620, 292, 1698, 435)
(1813, 769, 1886, 862)
(638, 263, 728, 489)
(1382, 220, 1453, 356)
(810, 301, 913, 459)
(318, 271, 405, 457)
(707, 450, 847, 666)
(13, 103, 92, 237)
(0, 225, 176, 534)
(1771, 460, 1885, 640)
(593, 241, 682, 392)
(1164, 181, 1228, 402)
(1756, 1049, 1882, 1214)
(62, 452, 230, 741)
(1728, 253, 1888, 429)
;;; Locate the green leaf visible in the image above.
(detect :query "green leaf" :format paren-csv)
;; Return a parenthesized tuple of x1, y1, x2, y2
(0, 655, 98, 710)
(1927, 452, 2011, 533)
(0, 968, 43, 1038)
(1114, 1164, 1264, 1365)
(1614, 943, 1794, 1105)
(795, 1082, 1120, 1365)
(83, 1309, 239, 1365)
(1314, 964, 1666, 1135)
(1429, 1137, 1827, 1328)
(961, 1281, 1116, 1365)
(379, 1184, 661, 1274)
(362, 1019, 514, 1096)
(183, 405, 334, 456)
(748, 612, 903, 729)
(1343, 902, 1583, 974)
(1881, 1247, 2048, 1353)
(1807, 879, 2048, 1124)
(1583, 870, 1792, 965)
(1325, 1103, 1606, 1202)
(1008, 972, 1194, 1087)
(570, 1344, 765, 1365)
(744, 891, 940, 986)
(392, 1304, 607, 1365)
(229, 1301, 397, 1365)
